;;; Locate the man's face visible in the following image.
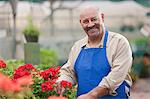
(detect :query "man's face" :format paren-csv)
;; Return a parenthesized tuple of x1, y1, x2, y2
(80, 9, 103, 38)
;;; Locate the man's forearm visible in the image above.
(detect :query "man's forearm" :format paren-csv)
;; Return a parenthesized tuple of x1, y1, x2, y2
(88, 86, 109, 98)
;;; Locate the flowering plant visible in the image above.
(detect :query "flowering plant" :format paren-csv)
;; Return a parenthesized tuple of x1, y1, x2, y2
(0, 59, 33, 99)
(13, 64, 75, 98)
(0, 59, 6, 68)
(0, 73, 33, 99)
(32, 66, 61, 98)
(0, 59, 13, 76)
(0, 59, 76, 98)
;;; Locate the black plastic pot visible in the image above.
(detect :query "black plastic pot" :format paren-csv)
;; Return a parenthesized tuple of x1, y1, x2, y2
(25, 35, 38, 42)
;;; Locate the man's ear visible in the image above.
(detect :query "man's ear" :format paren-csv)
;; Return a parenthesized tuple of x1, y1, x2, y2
(79, 19, 81, 23)
(98, 13, 104, 23)
(101, 13, 104, 22)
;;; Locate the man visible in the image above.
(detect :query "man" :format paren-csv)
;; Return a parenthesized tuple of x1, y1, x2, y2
(57, 6, 132, 99)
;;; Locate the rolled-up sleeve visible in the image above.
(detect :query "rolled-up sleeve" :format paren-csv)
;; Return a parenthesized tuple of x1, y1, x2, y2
(98, 36, 133, 95)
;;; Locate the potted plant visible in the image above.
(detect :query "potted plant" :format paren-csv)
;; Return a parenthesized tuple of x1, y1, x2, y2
(23, 15, 40, 65)
(23, 15, 40, 42)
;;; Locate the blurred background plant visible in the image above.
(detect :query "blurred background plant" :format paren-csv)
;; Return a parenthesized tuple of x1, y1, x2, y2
(22, 14, 40, 42)
(39, 48, 59, 70)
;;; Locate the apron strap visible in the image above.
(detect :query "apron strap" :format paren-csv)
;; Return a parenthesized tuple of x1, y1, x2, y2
(103, 29, 109, 48)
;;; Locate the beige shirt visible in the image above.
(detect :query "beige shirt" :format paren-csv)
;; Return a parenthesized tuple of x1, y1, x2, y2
(58, 31, 133, 95)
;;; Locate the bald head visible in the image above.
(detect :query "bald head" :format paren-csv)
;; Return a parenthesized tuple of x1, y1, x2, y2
(79, 6, 104, 23)
(80, 6, 99, 19)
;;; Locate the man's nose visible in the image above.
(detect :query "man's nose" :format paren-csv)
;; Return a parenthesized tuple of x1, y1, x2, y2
(87, 21, 95, 27)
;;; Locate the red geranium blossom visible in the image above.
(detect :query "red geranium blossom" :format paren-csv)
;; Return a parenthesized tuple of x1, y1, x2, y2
(41, 81, 55, 92)
(0, 59, 6, 68)
(0, 73, 33, 94)
(40, 66, 61, 81)
(13, 64, 36, 79)
(0, 73, 21, 92)
(60, 80, 72, 89)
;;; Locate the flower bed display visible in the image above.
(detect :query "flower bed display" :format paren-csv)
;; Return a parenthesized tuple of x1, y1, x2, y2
(0, 59, 76, 99)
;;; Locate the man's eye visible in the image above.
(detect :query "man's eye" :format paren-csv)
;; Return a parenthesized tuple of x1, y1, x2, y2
(91, 18, 97, 21)
(83, 20, 89, 24)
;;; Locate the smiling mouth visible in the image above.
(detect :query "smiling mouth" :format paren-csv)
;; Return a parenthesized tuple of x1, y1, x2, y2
(88, 28, 96, 33)
(87, 28, 98, 33)
(85, 24, 100, 33)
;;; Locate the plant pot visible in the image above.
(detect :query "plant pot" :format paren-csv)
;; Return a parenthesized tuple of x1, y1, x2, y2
(24, 43, 40, 65)
(25, 35, 38, 42)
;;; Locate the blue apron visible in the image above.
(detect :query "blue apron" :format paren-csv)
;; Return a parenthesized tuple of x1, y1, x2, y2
(74, 30, 130, 99)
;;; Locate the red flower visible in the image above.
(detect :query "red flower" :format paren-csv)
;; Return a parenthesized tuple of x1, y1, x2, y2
(16, 75, 33, 86)
(24, 64, 36, 71)
(0, 73, 33, 94)
(13, 64, 36, 79)
(40, 69, 50, 80)
(60, 80, 72, 89)
(40, 66, 61, 81)
(13, 70, 30, 79)
(0, 59, 6, 68)
(0, 73, 21, 92)
(41, 81, 55, 92)
(16, 64, 35, 72)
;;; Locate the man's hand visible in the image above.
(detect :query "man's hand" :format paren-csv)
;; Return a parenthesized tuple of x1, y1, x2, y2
(77, 86, 108, 99)
(54, 82, 65, 96)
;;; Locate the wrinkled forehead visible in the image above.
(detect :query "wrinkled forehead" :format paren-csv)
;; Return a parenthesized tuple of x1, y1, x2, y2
(80, 6, 99, 20)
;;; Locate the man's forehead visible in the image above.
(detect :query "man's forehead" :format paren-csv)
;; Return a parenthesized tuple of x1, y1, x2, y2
(80, 6, 99, 19)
